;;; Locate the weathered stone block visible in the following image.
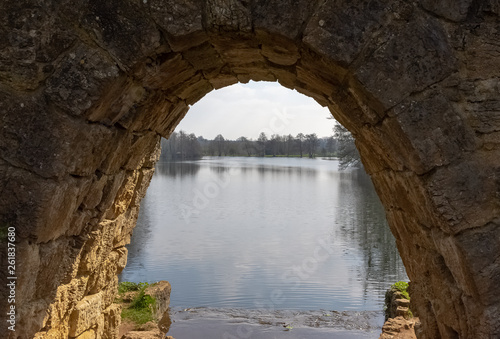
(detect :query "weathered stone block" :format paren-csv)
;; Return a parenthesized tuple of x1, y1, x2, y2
(232, 64, 276, 83)
(209, 74, 239, 89)
(105, 171, 141, 220)
(112, 212, 141, 248)
(0, 1, 76, 90)
(218, 47, 265, 66)
(43, 276, 90, 331)
(142, 54, 197, 91)
(204, 0, 252, 32)
(354, 14, 457, 108)
(145, 281, 171, 321)
(273, 68, 297, 90)
(115, 248, 128, 274)
(33, 329, 67, 339)
(147, 0, 206, 51)
(420, 0, 473, 22)
(153, 101, 190, 137)
(101, 304, 122, 339)
(78, 228, 112, 274)
(0, 167, 98, 242)
(252, 0, 317, 40)
(123, 133, 161, 171)
(171, 74, 213, 105)
(69, 292, 103, 337)
(96, 171, 127, 214)
(87, 77, 147, 125)
(0, 92, 66, 178)
(303, 0, 400, 67)
(261, 44, 299, 67)
(296, 66, 336, 105)
(121, 330, 162, 339)
(462, 27, 500, 81)
(388, 89, 476, 175)
(74, 328, 96, 339)
(117, 91, 175, 133)
(79, 0, 161, 69)
(45, 44, 119, 117)
(182, 42, 226, 75)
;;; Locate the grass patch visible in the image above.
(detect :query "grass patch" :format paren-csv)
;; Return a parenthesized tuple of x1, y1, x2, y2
(118, 282, 156, 325)
(131, 289, 156, 310)
(392, 281, 410, 300)
(118, 281, 149, 294)
(121, 304, 154, 325)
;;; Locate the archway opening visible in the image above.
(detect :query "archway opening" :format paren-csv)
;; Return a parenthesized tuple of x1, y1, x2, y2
(118, 81, 408, 337)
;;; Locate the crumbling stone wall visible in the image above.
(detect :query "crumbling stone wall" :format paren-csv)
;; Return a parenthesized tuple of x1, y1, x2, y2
(0, 1, 499, 338)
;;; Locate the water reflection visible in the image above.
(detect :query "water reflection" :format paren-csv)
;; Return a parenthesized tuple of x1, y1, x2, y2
(155, 161, 201, 177)
(167, 307, 382, 338)
(334, 170, 407, 305)
(205, 159, 318, 178)
(125, 194, 153, 262)
(120, 157, 407, 312)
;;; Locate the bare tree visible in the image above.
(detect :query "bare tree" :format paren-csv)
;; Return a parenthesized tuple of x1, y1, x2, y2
(305, 133, 319, 158)
(257, 132, 268, 157)
(178, 130, 187, 159)
(326, 136, 336, 159)
(270, 134, 281, 157)
(237, 136, 253, 156)
(160, 131, 202, 160)
(333, 123, 361, 169)
(296, 133, 305, 158)
(285, 134, 294, 157)
(213, 134, 226, 157)
(187, 133, 202, 159)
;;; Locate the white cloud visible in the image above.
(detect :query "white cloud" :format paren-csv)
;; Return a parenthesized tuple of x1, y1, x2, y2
(175, 81, 335, 140)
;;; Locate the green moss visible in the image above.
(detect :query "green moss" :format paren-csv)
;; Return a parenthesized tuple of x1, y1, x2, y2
(392, 281, 410, 300)
(388, 281, 413, 319)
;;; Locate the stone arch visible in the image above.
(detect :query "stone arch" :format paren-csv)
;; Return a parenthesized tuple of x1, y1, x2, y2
(1, 1, 499, 338)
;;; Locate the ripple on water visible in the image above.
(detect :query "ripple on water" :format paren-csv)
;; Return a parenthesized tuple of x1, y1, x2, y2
(167, 307, 384, 338)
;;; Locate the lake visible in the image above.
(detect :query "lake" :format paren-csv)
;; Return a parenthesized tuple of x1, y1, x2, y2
(119, 157, 408, 338)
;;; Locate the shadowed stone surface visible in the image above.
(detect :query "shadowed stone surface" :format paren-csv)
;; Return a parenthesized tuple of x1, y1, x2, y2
(0, 1, 499, 338)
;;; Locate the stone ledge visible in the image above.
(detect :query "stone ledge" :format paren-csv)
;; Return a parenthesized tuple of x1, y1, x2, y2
(379, 316, 420, 339)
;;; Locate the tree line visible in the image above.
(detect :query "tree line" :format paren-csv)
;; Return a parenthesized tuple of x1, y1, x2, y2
(160, 124, 361, 169)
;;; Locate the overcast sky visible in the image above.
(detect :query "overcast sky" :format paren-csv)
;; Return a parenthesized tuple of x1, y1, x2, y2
(175, 81, 336, 140)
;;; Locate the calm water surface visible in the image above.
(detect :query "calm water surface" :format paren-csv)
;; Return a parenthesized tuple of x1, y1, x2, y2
(119, 157, 408, 337)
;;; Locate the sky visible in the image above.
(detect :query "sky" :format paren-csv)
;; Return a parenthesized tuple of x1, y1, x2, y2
(175, 81, 336, 140)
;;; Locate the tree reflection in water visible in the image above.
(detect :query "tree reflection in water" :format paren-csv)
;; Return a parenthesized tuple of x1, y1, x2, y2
(334, 169, 408, 303)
